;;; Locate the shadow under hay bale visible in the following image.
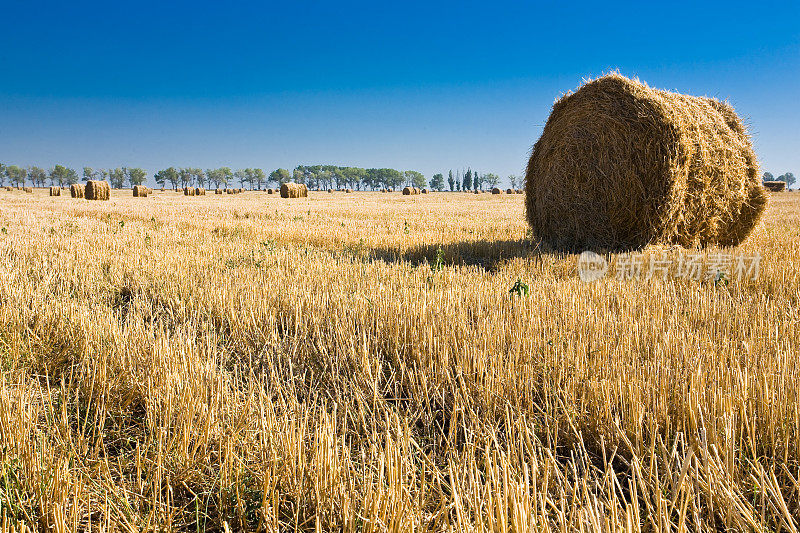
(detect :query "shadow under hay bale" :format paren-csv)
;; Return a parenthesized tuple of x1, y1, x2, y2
(281, 182, 308, 198)
(525, 73, 767, 251)
(85, 180, 110, 200)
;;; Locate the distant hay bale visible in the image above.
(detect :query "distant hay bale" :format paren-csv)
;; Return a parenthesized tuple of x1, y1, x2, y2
(763, 181, 786, 192)
(281, 182, 308, 198)
(85, 180, 110, 200)
(515, 189, 523, 194)
(184, 187, 195, 196)
(346, 188, 353, 193)
(492, 187, 502, 195)
(23, 187, 32, 193)
(49, 186, 61, 196)
(402, 187, 412, 195)
(132, 185, 148, 197)
(506, 188, 514, 194)
(421, 188, 429, 194)
(328, 189, 333, 193)
(4, 186, 12, 191)
(160, 187, 165, 192)
(215, 188, 223, 194)
(70, 184, 85, 198)
(525, 73, 767, 249)
(195, 187, 206, 196)
(474, 190, 480, 194)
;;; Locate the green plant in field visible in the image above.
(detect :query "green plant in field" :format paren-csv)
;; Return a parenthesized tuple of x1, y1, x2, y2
(509, 279, 529, 297)
(431, 245, 444, 273)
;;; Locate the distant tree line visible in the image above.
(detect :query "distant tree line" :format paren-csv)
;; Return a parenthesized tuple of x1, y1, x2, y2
(0, 162, 518, 191)
(763, 171, 796, 188)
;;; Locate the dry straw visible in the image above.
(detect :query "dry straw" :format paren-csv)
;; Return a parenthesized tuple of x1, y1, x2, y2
(281, 182, 308, 198)
(49, 186, 61, 196)
(85, 180, 110, 200)
(23, 187, 32, 193)
(215, 188, 223, 194)
(525, 73, 768, 249)
(184, 187, 195, 196)
(506, 188, 514, 194)
(132, 185, 148, 197)
(763, 181, 786, 192)
(492, 188, 502, 194)
(195, 187, 206, 196)
(70, 184, 85, 198)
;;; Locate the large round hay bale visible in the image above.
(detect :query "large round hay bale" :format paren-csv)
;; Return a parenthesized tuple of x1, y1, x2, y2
(421, 188, 429, 194)
(281, 182, 308, 198)
(525, 73, 768, 249)
(506, 188, 514, 195)
(23, 187, 33, 193)
(763, 181, 786, 192)
(491, 187, 502, 195)
(85, 180, 110, 200)
(515, 189, 523, 194)
(132, 185, 148, 197)
(49, 186, 61, 196)
(402, 187, 412, 195)
(184, 186, 195, 196)
(195, 187, 206, 196)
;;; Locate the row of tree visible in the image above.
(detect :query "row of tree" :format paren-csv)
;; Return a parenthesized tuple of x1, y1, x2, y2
(0, 163, 520, 191)
(763, 172, 795, 188)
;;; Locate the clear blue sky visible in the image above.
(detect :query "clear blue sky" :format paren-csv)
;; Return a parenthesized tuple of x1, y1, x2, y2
(2, 0, 798, 187)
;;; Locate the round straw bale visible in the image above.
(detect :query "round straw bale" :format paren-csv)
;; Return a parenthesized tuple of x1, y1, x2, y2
(421, 188, 429, 194)
(506, 188, 514, 195)
(85, 180, 110, 200)
(215, 188, 222, 194)
(132, 185, 148, 197)
(402, 187, 412, 195)
(184, 187, 194, 196)
(49, 186, 61, 196)
(525, 73, 767, 249)
(281, 182, 308, 198)
(491, 187, 502, 194)
(23, 187, 32, 193)
(763, 181, 786, 192)
(516, 189, 523, 194)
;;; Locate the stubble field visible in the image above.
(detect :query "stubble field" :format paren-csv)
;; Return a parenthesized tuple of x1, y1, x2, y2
(0, 188, 798, 532)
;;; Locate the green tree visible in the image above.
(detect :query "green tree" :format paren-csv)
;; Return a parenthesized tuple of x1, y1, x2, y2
(763, 172, 774, 181)
(49, 165, 71, 186)
(448, 170, 455, 191)
(404, 170, 426, 189)
(0, 164, 5, 186)
(155, 167, 179, 188)
(463, 168, 473, 191)
(108, 168, 126, 189)
(83, 167, 96, 182)
(429, 173, 444, 191)
(508, 175, 518, 189)
(7, 165, 27, 186)
(485, 173, 500, 189)
(777, 172, 796, 188)
(28, 166, 47, 187)
(127, 168, 147, 187)
(270, 168, 291, 186)
(252, 168, 266, 190)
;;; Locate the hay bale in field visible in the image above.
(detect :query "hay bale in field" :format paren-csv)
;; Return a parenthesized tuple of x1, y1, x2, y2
(215, 188, 222, 194)
(516, 189, 523, 194)
(184, 187, 195, 196)
(195, 187, 206, 196)
(346, 188, 353, 193)
(525, 73, 767, 249)
(23, 187, 32, 193)
(763, 181, 786, 192)
(85, 180, 110, 200)
(492, 187, 502, 195)
(402, 187, 412, 195)
(49, 186, 61, 196)
(474, 190, 480, 194)
(506, 188, 514, 195)
(132, 185, 148, 197)
(4, 186, 12, 191)
(328, 188, 333, 193)
(421, 188, 429, 194)
(70, 184, 85, 198)
(281, 182, 308, 198)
